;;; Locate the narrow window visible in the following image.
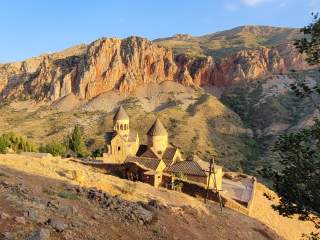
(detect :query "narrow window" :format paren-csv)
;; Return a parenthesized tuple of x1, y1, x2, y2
(118, 146, 121, 151)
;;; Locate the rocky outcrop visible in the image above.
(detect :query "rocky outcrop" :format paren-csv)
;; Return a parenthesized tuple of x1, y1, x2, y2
(211, 44, 309, 86)
(0, 36, 310, 101)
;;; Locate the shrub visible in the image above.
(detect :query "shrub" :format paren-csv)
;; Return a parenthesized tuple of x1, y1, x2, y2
(0, 135, 9, 154)
(0, 133, 35, 153)
(39, 142, 67, 157)
(58, 191, 79, 200)
(91, 148, 104, 158)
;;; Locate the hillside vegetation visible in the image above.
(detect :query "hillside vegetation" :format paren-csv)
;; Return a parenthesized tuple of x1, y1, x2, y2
(220, 69, 320, 176)
(0, 81, 253, 171)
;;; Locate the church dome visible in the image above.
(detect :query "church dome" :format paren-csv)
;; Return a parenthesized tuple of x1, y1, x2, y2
(147, 118, 168, 136)
(113, 106, 129, 121)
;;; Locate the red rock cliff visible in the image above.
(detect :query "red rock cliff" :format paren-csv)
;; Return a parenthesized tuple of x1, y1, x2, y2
(0, 37, 309, 101)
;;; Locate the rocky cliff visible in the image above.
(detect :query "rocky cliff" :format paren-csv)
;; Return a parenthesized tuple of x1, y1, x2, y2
(0, 36, 310, 101)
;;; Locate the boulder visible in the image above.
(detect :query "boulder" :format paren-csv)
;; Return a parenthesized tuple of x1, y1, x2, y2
(47, 218, 68, 232)
(26, 228, 50, 240)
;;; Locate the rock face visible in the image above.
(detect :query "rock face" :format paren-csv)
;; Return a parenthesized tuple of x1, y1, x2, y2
(0, 36, 310, 101)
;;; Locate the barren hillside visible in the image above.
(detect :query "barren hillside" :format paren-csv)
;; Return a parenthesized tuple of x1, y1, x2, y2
(0, 153, 316, 240)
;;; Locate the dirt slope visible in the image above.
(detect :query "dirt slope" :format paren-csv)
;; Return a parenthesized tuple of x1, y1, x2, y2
(0, 154, 317, 239)
(0, 154, 282, 240)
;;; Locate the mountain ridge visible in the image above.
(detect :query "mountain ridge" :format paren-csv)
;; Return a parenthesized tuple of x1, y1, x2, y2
(154, 25, 302, 58)
(0, 26, 310, 103)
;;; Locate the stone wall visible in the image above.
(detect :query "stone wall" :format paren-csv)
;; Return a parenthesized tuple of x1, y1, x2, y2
(246, 177, 257, 216)
(172, 177, 254, 216)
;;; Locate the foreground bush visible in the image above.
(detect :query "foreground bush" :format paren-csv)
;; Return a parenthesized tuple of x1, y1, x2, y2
(0, 133, 35, 153)
(39, 142, 67, 157)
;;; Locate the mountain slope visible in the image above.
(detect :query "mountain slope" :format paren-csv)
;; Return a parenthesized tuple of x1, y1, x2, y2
(0, 25, 315, 173)
(220, 69, 320, 175)
(0, 26, 309, 102)
(154, 25, 301, 58)
(0, 81, 252, 171)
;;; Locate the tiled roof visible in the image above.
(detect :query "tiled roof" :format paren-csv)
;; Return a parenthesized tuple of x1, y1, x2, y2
(136, 145, 148, 157)
(125, 156, 161, 171)
(147, 118, 168, 136)
(162, 147, 178, 166)
(165, 160, 207, 177)
(141, 149, 160, 159)
(136, 145, 160, 159)
(186, 155, 222, 174)
(113, 106, 129, 121)
(105, 130, 137, 144)
(104, 131, 117, 144)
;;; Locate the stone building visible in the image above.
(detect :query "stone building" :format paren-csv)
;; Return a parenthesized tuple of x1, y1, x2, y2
(103, 106, 139, 163)
(102, 106, 223, 190)
(165, 155, 223, 190)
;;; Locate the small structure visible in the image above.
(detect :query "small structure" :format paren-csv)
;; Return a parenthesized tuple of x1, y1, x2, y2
(100, 106, 223, 189)
(165, 155, 223, 190)
(124, 156, 166, 187)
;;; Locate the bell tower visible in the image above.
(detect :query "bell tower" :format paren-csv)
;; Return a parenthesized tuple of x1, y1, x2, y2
(113, 106, 130, 138)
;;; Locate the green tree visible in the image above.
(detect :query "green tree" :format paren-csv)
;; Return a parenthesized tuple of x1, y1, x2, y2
(67, 125, 88, 157)
(295, 13, 320, 65)
(263, 13, 320, 237)
(39, 142, 67, 157)
(91, 148, 104, 159)
(265, 121, 320, 226)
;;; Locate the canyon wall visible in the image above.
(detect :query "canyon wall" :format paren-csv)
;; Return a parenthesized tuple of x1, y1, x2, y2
(0, 36, 309, 101)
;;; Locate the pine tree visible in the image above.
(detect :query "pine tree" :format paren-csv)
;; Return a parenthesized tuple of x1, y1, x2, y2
(67, 125, 88, 157)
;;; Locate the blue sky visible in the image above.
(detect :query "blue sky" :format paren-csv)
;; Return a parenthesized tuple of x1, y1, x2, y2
(0, 0, 319, 63)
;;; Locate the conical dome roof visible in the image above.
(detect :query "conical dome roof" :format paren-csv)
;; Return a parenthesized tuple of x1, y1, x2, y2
(113, 106, 129, 121)
(147, 118, 168, 136)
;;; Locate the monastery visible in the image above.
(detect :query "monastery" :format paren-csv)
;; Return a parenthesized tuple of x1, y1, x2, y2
(102, 106, 223, 190)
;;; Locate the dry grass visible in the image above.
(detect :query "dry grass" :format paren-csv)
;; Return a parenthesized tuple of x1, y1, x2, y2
(0, 153, 317, 239)
(251, 183, 317, 240)
(0, 82, 251, 171)
(0, 154, 208, 212)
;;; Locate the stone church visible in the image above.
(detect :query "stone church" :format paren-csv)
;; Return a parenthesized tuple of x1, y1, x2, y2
(102, 106, 222, 190)
(103, 106, 139, 163)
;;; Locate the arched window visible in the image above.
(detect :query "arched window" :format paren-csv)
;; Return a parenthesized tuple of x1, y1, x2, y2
(118, 146, 121, 151)
(120, 124, 123, 130)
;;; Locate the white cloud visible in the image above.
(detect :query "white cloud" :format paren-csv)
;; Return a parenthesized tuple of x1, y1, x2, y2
(242, 0, 268, 7)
